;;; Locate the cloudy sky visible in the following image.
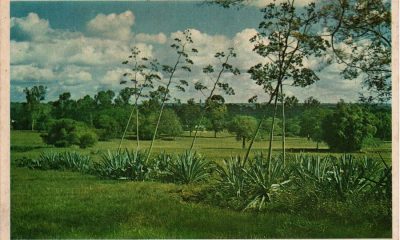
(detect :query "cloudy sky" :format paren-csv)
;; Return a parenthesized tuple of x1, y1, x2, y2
(10, 0, 366, 103)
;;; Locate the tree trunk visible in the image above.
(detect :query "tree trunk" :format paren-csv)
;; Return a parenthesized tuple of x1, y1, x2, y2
(316, 141, 319, 151)
(242, 137, 246, 149)
(31, 119, 35, 131)
(189, 130, 192, 137)
(214, 131, 217, 138)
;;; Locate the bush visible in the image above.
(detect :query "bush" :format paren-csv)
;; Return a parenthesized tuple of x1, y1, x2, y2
(321, 101, 376, 152)
(165, 151, 213, 184)
(41, 118, 98, 148)
(79, 132, 97, 149)
(15, 151, 91, 172)
(93, 150, 150, 180)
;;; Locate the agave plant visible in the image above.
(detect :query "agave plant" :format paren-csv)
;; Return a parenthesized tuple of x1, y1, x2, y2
(243, 153, 290, 210)
(148, 151, 173, 181)
(291, 154, 333, 196)
(215, 156, 247, 200)
(166, 151, 213, 184)
(37, 151, 62, 170)
(59, 151, 91, 172)
(330, 154, 371, 200)
(94, 150, 149, 180)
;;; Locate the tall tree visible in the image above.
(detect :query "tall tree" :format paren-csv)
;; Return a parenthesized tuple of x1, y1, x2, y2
(323, 0, 391, 102)
(23, 85, 47, 131)
(146, 29, 197, 161)
(243, 0, 328, 165)
(190, 47, 240, 149)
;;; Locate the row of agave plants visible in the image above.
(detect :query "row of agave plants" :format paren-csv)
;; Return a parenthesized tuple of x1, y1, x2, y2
(15, 150, 391, 211)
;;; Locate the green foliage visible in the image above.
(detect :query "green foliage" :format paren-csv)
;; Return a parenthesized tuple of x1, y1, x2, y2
(165, 151, 213, 184)
(41, 118, 98, 148)
(94, 114, 121, 141)
(79, 132, 98, 149)
(322, 101, 376, 151)
(178, 98, 201, 135)
(94, 150, 150, 180)
(228, 115, 257, 148)
(16, 151, 91, 172)
(158, 109, 183, 138)
(205, 96, 227, 137)
(300, 108, 331, 145)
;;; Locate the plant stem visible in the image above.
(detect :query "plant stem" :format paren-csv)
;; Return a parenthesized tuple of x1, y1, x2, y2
(146, 50, 183, 161)
(280, 84, 285, 166)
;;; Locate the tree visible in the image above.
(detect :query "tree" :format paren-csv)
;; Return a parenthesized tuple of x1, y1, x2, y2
(94, 114, 120, 141)
(119, 47, 158, 152)
(243, 0, 328, 164)
(373, 111, 391, 140)
(23, 85, 47, 131)
(94, 90, 115, 108)
(323, 0, 391, 102)
(114, 87, 135, 106)
(76, 95, 96, 127)
(303, 96, 320, 109)
(159, 109, 183, 139)
(189, 47, 240, 149)
(300, 108, 330, 149)
(179, 98, 201, 136)
(205, 95, 227, 138)
(41, 118, 98, 148)
(52, 92, 76, 119)
(228, 116, 257, 149)
(146, 29, 197, 160)
(321, 101, 376, 151)
(284, 96, 299, 108)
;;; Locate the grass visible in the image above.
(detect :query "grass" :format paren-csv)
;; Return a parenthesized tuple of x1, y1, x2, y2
(10, 130, 392, 238)
(12, 168, 391, 238)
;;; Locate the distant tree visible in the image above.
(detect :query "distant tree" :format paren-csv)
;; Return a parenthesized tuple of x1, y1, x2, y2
(228, 115, 257, 149)
(41, 118, 98, 148)
(300, 108, 330, 149)
(23, 85, 47, 131)
(159, 109, 183, 139)
(285, 117, 301, 137)
(206, 95, 227, 138)
(284, 96, 299, 108)
(94, 90, 115, 108)
(52, 92, 76, 119)
(179, 98, 201, 136)
(76, 95, 96, 127)
(303, 96, 321, 109)
(94, 114, 120, 141)
(322, 101, 376, 151)
(373, 111, 391, 141)
(114, 87, 135, 106)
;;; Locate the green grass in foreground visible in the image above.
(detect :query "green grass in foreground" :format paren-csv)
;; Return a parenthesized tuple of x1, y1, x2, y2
(10, 130, 392, 238)
(11, 168, 391, 238)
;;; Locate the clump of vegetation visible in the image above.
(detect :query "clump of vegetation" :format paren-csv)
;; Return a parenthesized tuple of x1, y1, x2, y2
(322, 101, 377, 152)
(41, 118, 98, 148)
(93, 150, 150, 181)
(16, 151, 91, 172)
(165, 151, 213, 184)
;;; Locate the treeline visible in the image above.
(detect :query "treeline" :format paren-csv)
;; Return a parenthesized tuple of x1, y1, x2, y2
(11, 86, 391, 150)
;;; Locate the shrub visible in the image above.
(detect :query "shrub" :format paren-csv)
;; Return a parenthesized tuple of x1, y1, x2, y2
(321, 101, 376, 151)
(165, 151, 213, 184)
(93, 150, 150, 180)
(15, 151, 91, 172)
(41, 118, 98, 148)
(79, 132, 98, 149)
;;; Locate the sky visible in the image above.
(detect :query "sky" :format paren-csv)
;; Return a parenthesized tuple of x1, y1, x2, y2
(10, 0, 368, 103)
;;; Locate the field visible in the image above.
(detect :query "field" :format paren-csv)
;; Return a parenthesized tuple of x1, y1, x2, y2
(11, 130, 392, 238)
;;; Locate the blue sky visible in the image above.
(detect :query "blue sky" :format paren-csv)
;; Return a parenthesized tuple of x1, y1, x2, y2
(10, 0, 367, 103)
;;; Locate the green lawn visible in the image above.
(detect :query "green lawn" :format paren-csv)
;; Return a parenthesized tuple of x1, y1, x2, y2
(10, 130, 392, 238)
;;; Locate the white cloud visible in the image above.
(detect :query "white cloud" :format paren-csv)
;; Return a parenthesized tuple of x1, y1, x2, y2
(58, 66, 93, 86)
(11, 64, 55, 82)
(86, 11, 135, 41)
(135, 33, 167, 44)
(11, 12, 53, 42)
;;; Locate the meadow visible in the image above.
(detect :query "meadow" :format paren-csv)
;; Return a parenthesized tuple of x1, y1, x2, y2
(11, 130, 392, 238)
